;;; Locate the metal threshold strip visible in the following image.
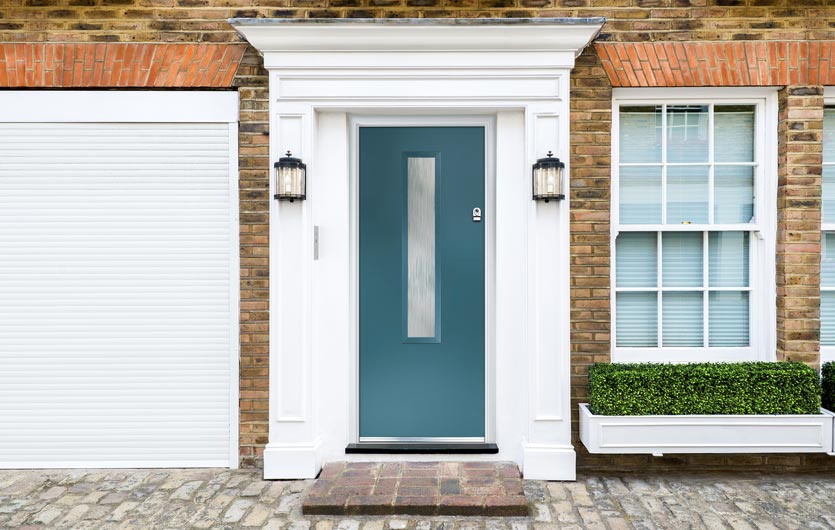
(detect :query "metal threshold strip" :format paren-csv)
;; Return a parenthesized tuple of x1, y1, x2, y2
(345, 443, 499, 454)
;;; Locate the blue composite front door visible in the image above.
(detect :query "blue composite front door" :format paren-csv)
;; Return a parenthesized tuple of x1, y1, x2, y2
(359, 126, 486, 440)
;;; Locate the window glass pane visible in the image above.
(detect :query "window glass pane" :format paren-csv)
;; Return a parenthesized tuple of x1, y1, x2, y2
(407, 157, 436, 338)
(826, 108, 834, 224)
(709, 232, 749, 287)
(616, 292, 658, 347)
(823, 232, 835, 288)
(667, 165, 709, 224)
(822, 292, 835, 347)
(616, 232, 657, 288)
(824, 164, 835, 225)
(619, 166, 662, 224)
(714, 166, 754, 223)
(714, 105, 755, 163)
(667, 105, 709, 163)
(662, 232, 703, 287)
(824, 108, 835, 163)
(619, 106, 662, 163)
(709, 291, 750, 347)
(662, 292, 704, 347)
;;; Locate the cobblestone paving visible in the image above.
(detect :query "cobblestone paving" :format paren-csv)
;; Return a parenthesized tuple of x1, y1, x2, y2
(2, 468, 835, 529)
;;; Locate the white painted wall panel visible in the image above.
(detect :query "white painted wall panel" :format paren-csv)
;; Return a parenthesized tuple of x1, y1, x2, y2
(0, 120, 237, 468)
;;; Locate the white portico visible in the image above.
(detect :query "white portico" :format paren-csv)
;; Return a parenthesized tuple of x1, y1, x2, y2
(230, 18, 604, 481)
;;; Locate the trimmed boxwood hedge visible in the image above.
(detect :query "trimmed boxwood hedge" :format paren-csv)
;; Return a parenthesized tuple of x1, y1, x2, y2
(822, 362, 835, 412)
(588, 362, 821, 416)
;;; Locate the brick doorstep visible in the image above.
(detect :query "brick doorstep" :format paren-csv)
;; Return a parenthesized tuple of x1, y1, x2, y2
(302, 462, 529, 517)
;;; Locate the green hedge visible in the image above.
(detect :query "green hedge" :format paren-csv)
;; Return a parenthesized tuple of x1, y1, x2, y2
(822, 362, 835, 412)
(588, 362, 821, 416)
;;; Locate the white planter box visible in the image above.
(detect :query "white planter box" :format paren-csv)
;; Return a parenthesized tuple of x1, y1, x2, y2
(579, 403, 835, 456)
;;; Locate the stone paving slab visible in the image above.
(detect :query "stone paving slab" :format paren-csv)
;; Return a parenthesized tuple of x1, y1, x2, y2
(2, 468, 835, 529)
(303, 462, 527, 517)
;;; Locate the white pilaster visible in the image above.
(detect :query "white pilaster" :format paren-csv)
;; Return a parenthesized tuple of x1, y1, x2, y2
(264, 84, 321, 479)
(522, 92, 576, 481)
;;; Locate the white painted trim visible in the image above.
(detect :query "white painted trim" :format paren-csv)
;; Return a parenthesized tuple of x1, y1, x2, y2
(822, 90, 834, 364)
(230, 18, 603, 60)
(0, 91, 239, 123)
(579, 404, 835, 455)
(347, 113, 498, 445)
(522, 443, 577, 480)
(228, 120, 242, 469)
(264, 439, 322, 479)
(610, 88, 778, 363)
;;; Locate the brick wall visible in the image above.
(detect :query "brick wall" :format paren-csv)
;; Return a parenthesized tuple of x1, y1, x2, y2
(2, 0, 834, 470)
(776, 86, 824, 367)
(235, 48, 271, 468)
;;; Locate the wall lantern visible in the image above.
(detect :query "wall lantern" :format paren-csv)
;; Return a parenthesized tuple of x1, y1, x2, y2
(274, 151, 306, 202)
(532, 151, 565, 202)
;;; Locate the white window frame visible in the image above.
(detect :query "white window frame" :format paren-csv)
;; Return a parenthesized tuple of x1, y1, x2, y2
(611, 87, 777, 363)
(822, 88, 835, 364)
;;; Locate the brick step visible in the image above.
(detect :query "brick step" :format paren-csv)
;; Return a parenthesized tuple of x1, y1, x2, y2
(302, 461, 529, 516)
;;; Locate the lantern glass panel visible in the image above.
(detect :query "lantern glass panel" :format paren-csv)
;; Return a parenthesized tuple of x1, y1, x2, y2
(274, 161, 306, 200)
(532, 158, 564, 200)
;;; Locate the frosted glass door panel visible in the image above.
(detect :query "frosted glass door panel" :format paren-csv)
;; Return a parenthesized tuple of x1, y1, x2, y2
(407, 157, 437, 338)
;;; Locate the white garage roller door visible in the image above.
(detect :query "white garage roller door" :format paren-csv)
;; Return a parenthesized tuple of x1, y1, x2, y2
(0, 92, 239, 468)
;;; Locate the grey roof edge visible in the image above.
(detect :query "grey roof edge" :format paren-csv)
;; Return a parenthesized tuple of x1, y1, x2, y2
(228, 17, 606, 26)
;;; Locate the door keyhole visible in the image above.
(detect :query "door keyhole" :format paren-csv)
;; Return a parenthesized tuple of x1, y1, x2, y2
(472, 207, 482, 222)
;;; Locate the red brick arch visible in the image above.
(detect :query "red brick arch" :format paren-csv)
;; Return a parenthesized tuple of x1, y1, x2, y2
(0, 43, 246, 88)
(596, 41, 835, 87)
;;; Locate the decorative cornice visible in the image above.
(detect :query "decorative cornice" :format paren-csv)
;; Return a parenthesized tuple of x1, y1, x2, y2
(0, 43, 247, 88)
(230, 18, 605, 68)
(596, 41, 835, 87)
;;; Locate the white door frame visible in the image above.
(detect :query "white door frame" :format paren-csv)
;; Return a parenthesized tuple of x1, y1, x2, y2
(231, 17, 605, 480)
(347, 114, 497, 445)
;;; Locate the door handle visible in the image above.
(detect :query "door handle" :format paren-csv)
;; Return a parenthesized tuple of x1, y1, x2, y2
(472, 208, 482, 222)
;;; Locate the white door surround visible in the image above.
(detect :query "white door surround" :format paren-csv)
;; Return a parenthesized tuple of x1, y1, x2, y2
(230, 18, 605, 480)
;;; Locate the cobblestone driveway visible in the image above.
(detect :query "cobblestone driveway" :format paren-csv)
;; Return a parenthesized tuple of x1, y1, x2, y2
(2, 468, 835, 530)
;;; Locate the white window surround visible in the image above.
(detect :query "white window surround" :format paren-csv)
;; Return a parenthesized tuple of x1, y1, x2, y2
(611, 87, 778, 364)
(822, 87, 835, 365)
(230, 18, 604, 481)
